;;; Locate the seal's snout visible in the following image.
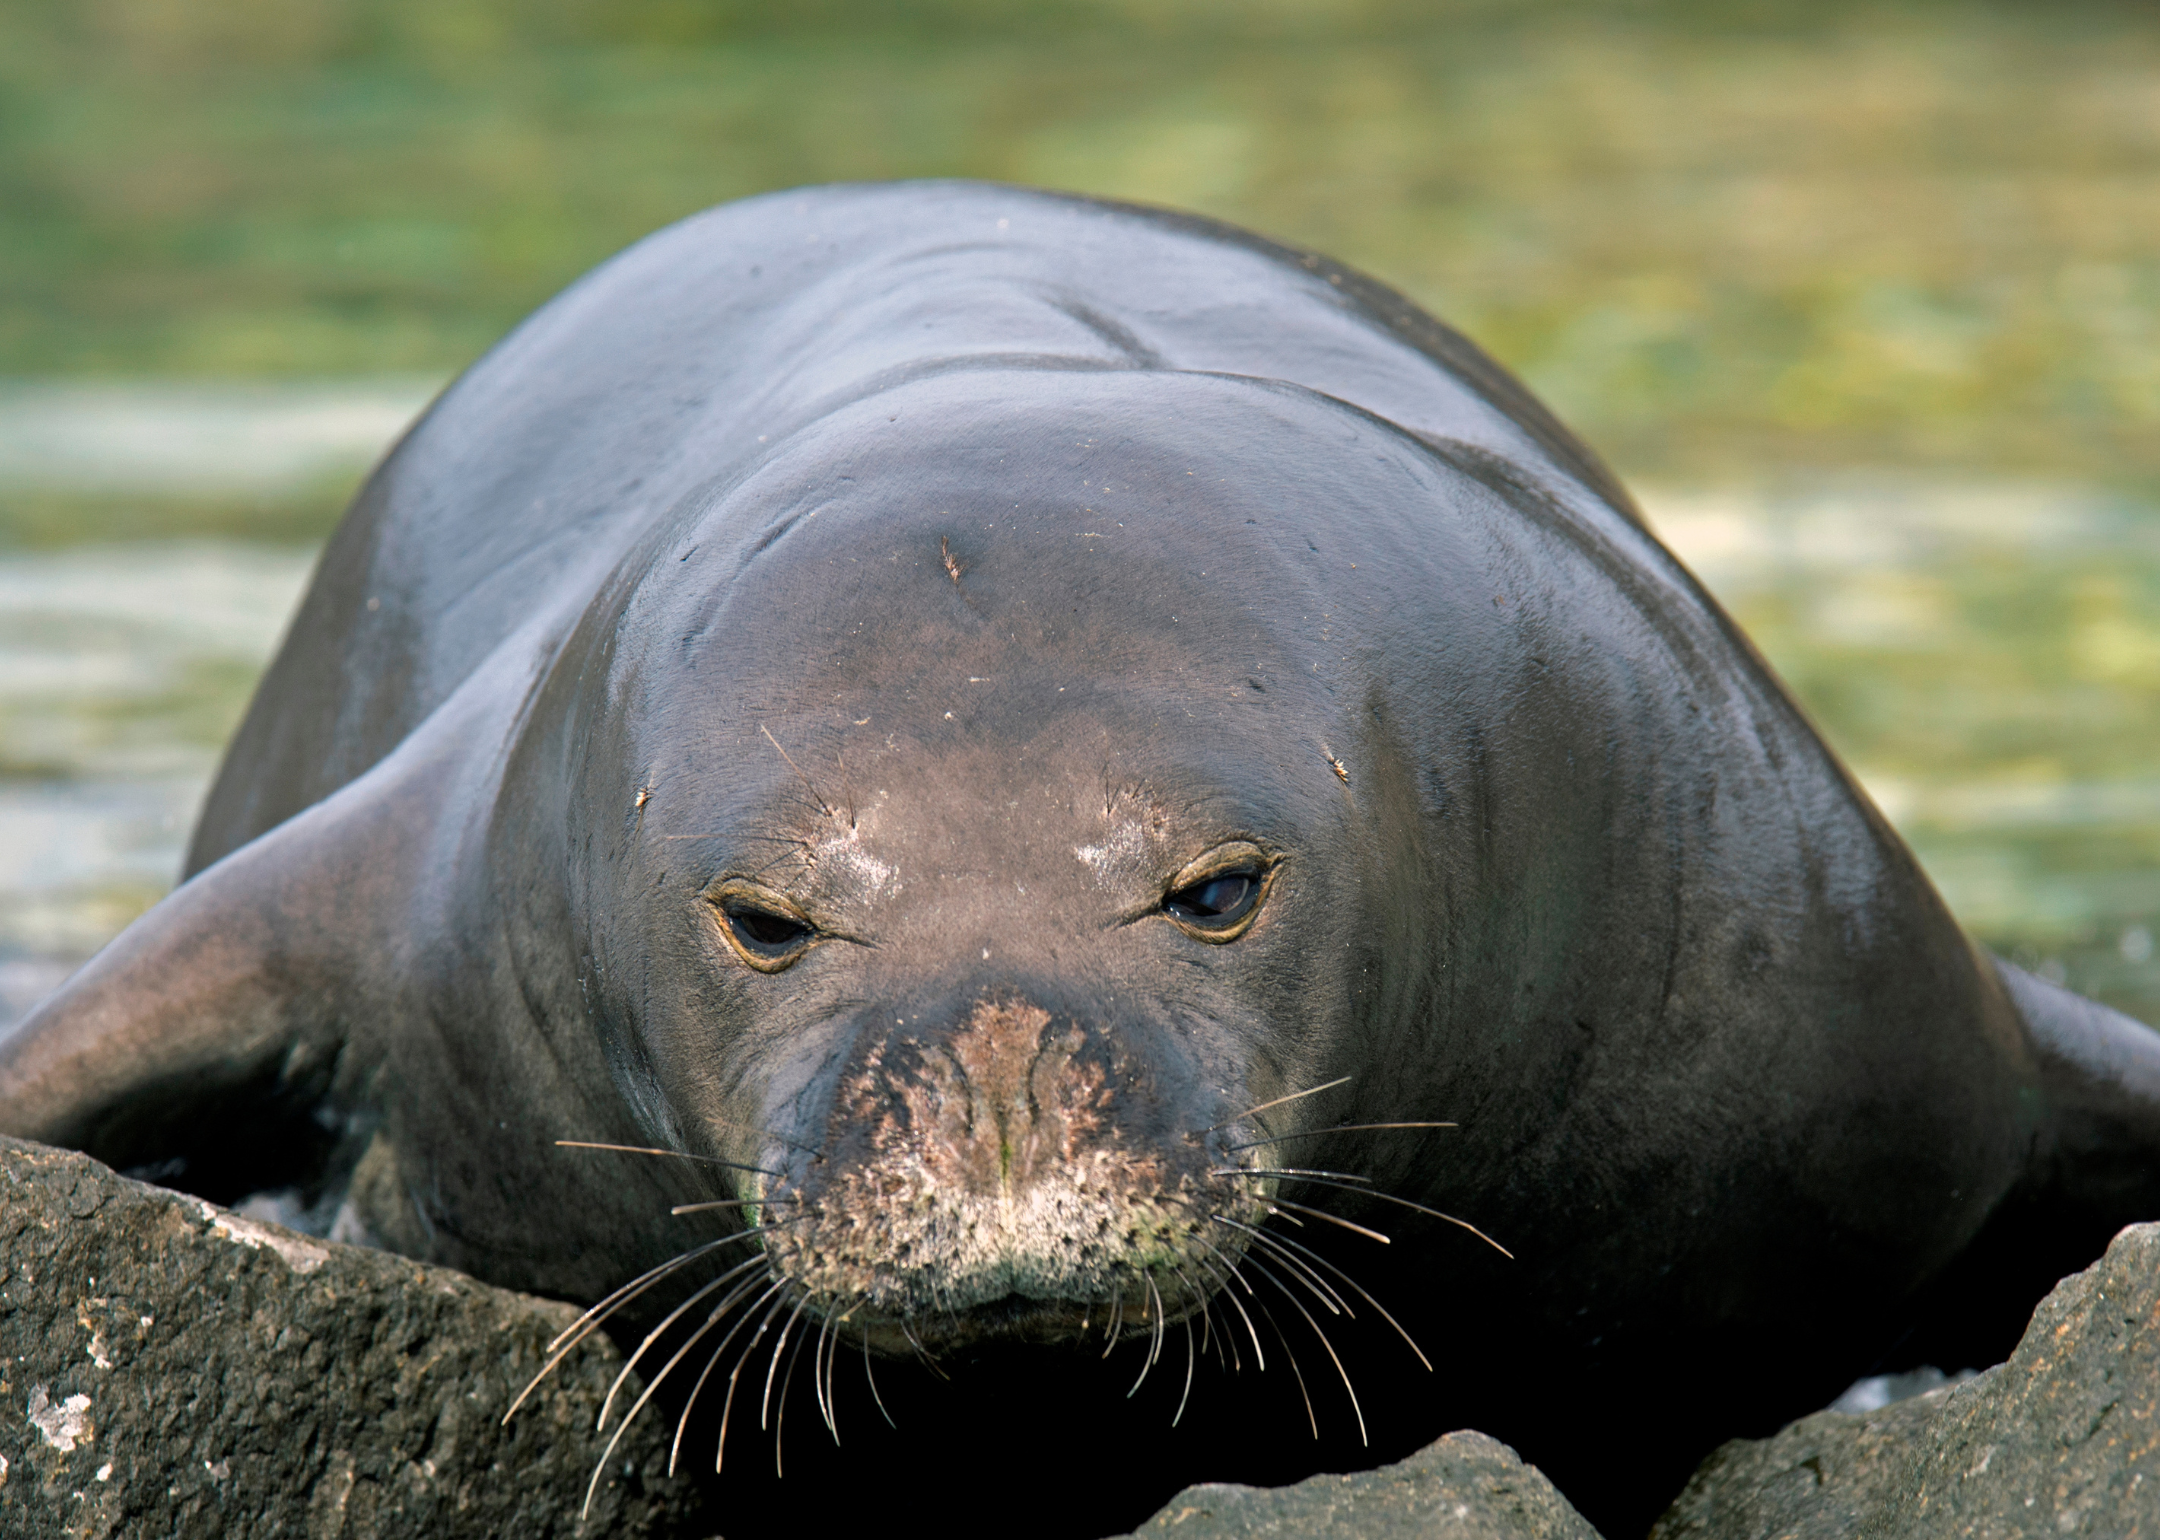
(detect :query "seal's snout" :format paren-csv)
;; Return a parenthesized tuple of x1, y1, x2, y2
(764, 995, 1250, 1350)
(921, 999, 1100, 1199)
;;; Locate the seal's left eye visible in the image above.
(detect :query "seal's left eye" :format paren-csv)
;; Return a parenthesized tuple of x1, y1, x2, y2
(1165, 871, 1263, 933)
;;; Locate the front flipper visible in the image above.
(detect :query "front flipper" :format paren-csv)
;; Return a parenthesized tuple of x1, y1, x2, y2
(1903, 958, 2160, 1370)
(1997, 958, 2160, 1229)
(0, 732, 456, 1206)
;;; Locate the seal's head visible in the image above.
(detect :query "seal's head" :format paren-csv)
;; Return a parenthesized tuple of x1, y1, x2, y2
(513, 368, 1487, 1360)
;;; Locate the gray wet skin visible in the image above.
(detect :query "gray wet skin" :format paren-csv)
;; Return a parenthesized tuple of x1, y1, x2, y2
(3, 183, 2158, 1534)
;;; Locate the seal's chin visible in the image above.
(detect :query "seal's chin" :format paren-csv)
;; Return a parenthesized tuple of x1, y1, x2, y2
(836, 1276, 1218, 1357)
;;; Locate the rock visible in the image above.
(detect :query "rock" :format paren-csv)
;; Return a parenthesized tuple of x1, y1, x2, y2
(0, 1137, 707, 1539)
(1116, 1429, 1604, 1539)
(1652, 1221, 2160, 1539)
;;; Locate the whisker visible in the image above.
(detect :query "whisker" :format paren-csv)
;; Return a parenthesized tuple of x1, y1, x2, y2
(1126, 1276, 1165, 1398)
(583, 1275, 762, 1517)
(667, 1274, 773, 1476)
(1177, 1255, 1241, 1372)
(761, 723, 840, 824)
(1221, 1122, 1456, 1154)
(714, 1287, 792, 1475)
(860, 1331, 899, 1428)
(1264, 1196, 1392, 1245)
(1252, 1296, 1316, 1439)
(1192, 1076, 1352, 1137)
(772, 1297, 815, 1478)
(545, 1236, 737, 1356)
(1147, 1275, 1167, 1370)
(812, 1308, 838, 1441)
(598, 1255, 768, 1431)
(1174, 1317, 1197, 1427)
(1211, 1166, 1373, 1184)
(1167, 1261, 1214, 1363)
(1192, 1241, 1267, 1372)
(1244, 1176, 1513, 1259)
(1216, 1218, 1350, 1317)
(507, 1236, 744, 1423)
(826, 1309, 849, 1442)
(1100, 1290, 1125, 1358)
(554, 1140, 783, 1177)
(1149, 1270, 1166, 1373)
(761, 1293, 816, 1432)
(671, 1198, 792, 1216)
(900, 1319, 949, 1381)
(1243, 1254, 1367, 1445)
(1247, 1219, 1433, 1373)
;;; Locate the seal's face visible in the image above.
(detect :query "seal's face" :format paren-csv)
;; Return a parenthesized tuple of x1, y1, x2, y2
(568, 386, 1394, 1359)
(650, 646, 1316, 1357)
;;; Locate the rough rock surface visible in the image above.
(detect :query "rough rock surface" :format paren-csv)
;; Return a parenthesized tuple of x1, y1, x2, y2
(1653, 1220, 2160, 1539)
(0, 1137, 707, 1539)
(1117, 1429, 1603, 1539)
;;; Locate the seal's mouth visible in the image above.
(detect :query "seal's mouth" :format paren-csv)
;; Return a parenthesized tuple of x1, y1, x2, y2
(824, 1252, 1233, 1356)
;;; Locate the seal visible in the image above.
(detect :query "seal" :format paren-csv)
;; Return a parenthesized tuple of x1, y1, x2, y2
(5, 182, 2159, 1536)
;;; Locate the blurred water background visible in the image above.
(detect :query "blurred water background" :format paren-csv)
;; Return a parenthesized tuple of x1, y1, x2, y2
(3, 0, 2158, 1024)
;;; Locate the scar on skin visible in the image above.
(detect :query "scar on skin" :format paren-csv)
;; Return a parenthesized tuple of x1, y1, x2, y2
(1324, 749, 1351, 784)
(942, 536, 964, 586)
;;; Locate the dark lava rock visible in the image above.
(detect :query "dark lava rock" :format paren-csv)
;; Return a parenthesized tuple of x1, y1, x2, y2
(1653, 1220, 2160, 1539)
(0, 1137, 707, 1539)
(1116, 1428, 1603, 1539)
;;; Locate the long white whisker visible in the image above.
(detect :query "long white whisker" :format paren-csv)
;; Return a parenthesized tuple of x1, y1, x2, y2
(554, 1139, 782, 1176)
(1220, 1122, 1457, 1153)
(584, 1279, 761, 1516)
(1252, 1296, 1315, 1438)
(1192, 1240, 1267, 1372)
(506, 1236, 742, 1425)
(1261, 1196, 1393, 1245)
(597, 1256, 767, 1432)
(1173, 1317, 1197, 1428)
(812, 1306, 839, 1441)
(761, 1292, 815, 1432)
(862, 1333, 896, 1428)
(1251, 1216, 1433, 1372)
(772, 1296, 815, 1478)
(1212, 1166, 1373, 1184)
(666, 1274, 772, 1476)
(1192, 1076, 1353, 1137)
(1244, 1253, 1366, 1446)
(1216, 1217, 1349, 1317)
(714, 1287, 791, 1475)
(1230, 1175, 1513, 1259)
(1126, 1275, 1165, 1398)
(1100, 1290, 1125, 1359)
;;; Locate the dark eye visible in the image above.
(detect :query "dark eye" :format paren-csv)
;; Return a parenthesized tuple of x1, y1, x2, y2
(723, 904, 813, 959)
(1165, 872, 1260, 928)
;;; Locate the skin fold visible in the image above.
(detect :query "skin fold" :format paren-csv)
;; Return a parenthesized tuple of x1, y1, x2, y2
(4, 183, 2157, 1537)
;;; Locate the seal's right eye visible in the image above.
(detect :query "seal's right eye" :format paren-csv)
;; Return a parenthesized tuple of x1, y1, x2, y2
(1161, 841, 1276, 942)
(1166, 874, 1256, 924)
(727, 906, 811, 953)
(708, 883, 817, 972)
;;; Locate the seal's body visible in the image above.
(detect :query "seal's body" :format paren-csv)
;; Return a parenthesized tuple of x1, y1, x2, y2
(6, 184, 2159, 1535)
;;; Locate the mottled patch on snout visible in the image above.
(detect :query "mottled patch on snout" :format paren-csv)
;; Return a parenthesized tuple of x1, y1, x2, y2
(764, 999, 1257, 1350)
